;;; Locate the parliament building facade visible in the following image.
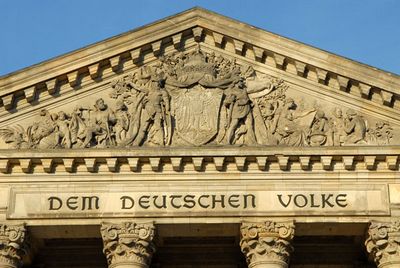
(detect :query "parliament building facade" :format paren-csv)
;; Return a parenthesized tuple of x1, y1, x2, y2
(0, 8, 399, 268)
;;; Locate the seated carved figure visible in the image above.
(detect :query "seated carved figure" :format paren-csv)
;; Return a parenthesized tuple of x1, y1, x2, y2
(28, 109, 58, 149)
(82, 98, 116, 148)
(308, 110, 328, 146)
(343, 109, 367, 145)
(272, 98, 315, 146)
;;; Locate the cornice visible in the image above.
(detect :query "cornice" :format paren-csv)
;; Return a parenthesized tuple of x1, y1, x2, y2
(0, 7, 399, 115)
(0, 146, 398, 174)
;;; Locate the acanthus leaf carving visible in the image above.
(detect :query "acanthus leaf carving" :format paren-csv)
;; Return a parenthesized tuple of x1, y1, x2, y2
(0, 224, 29, 268)
(365, 220, 400, 267)
(240, 221, 295, 267)
(0, 47, 395, 149)
(101, 222, 156, 268)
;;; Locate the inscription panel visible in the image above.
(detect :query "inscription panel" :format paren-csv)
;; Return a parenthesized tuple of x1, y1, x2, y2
(7, 184, 389, 219)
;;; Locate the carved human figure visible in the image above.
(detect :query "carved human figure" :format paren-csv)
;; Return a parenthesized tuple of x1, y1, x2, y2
(327, 107, 346, 146)
(308, 110, 328, 146)
(343, 109, 366, 144)
(82, 98, 116, 148)
(371, 121, 393, 145)
(271, 98, 315, 146)
(114, 100, 130, 144)
(69, 106, 90, 147)
(133, 79, 170, 146)
(223, 79, 257, 145)
(28, 109, 58, 149)
(54, 111, 72, 148)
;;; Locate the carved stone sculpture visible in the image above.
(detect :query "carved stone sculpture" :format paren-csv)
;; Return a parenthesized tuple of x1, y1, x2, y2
(0, 49, 394, 149)
(0, 224, 29, 268)
(343, 109, 367, 145)
(101, 222, 156, 268)
(365, 220, 400, 268)
(240, 220, 295, 268)
(223, 78, 257, 145)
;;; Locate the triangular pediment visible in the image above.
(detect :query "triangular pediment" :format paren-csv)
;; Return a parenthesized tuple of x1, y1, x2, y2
(0, 7, 399, 150)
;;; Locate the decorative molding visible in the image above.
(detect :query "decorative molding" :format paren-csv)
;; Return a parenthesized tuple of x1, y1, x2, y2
(240, 220, 295, 268)
(0, 147, 398, 174)
(101, 222, 155, 268)
(365, 219, 400, 268)
(0, 224, 29, 268)
(0, 14, 398, 115)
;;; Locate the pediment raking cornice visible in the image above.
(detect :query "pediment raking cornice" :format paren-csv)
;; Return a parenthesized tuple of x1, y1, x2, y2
(0, 7, 399, 115)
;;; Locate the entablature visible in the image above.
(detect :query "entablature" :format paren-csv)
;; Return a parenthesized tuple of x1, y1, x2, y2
(0, 146, 398, 175)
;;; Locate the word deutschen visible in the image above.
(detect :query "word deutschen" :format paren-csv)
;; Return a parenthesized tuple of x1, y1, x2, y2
(47, 194, 256, 211)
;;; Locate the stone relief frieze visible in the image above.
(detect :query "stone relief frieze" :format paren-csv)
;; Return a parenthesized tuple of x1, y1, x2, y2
(0, 47, 395, 149)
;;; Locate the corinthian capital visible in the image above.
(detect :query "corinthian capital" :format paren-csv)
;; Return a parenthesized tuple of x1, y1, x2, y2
(0, 224, 29, 268)
(101, 222, 156, 268)
(240, 220, 295, 268)
(365, 219, 400, 268)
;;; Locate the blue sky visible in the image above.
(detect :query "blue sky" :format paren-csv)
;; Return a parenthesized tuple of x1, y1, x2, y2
(1, 0, 399, 76)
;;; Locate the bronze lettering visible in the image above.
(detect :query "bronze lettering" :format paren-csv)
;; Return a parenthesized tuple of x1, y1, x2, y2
(294, 194, 308, 208)
(277, 194, 291, 208)
(81, 196, 100, 210)
(170, 195, 182, 209)
(48, 196, 62, 210)
(228, 194, 240, 208)
(120, 196, 134, 209)
(183, 195, 196, 208)
(243, 194, 256, 208)
(336, 194, 348, 207)
(139, 195, 150, 209)
(321, 194, 335, 208)
(309, 194, 320, 208)
(153, 195, 167, 209)
(66, 196, 79, 210)
(198, 195, 210, 208)
(212, 195, 225, 209)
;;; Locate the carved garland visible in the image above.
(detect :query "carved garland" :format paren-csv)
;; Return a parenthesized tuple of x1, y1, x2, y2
(240, 221, 295, 267)
(365, 220, 400, 267)
(101, 222, 156, 268)
(0, 224, 29, 268)
(0, 48, 393, 149)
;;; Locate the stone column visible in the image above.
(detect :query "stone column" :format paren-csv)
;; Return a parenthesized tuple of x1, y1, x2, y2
(101, 222, 156, 268)
(240, 220, 295, 268)
(0, 224, 29, 268)
(365, 220, 400, 268)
